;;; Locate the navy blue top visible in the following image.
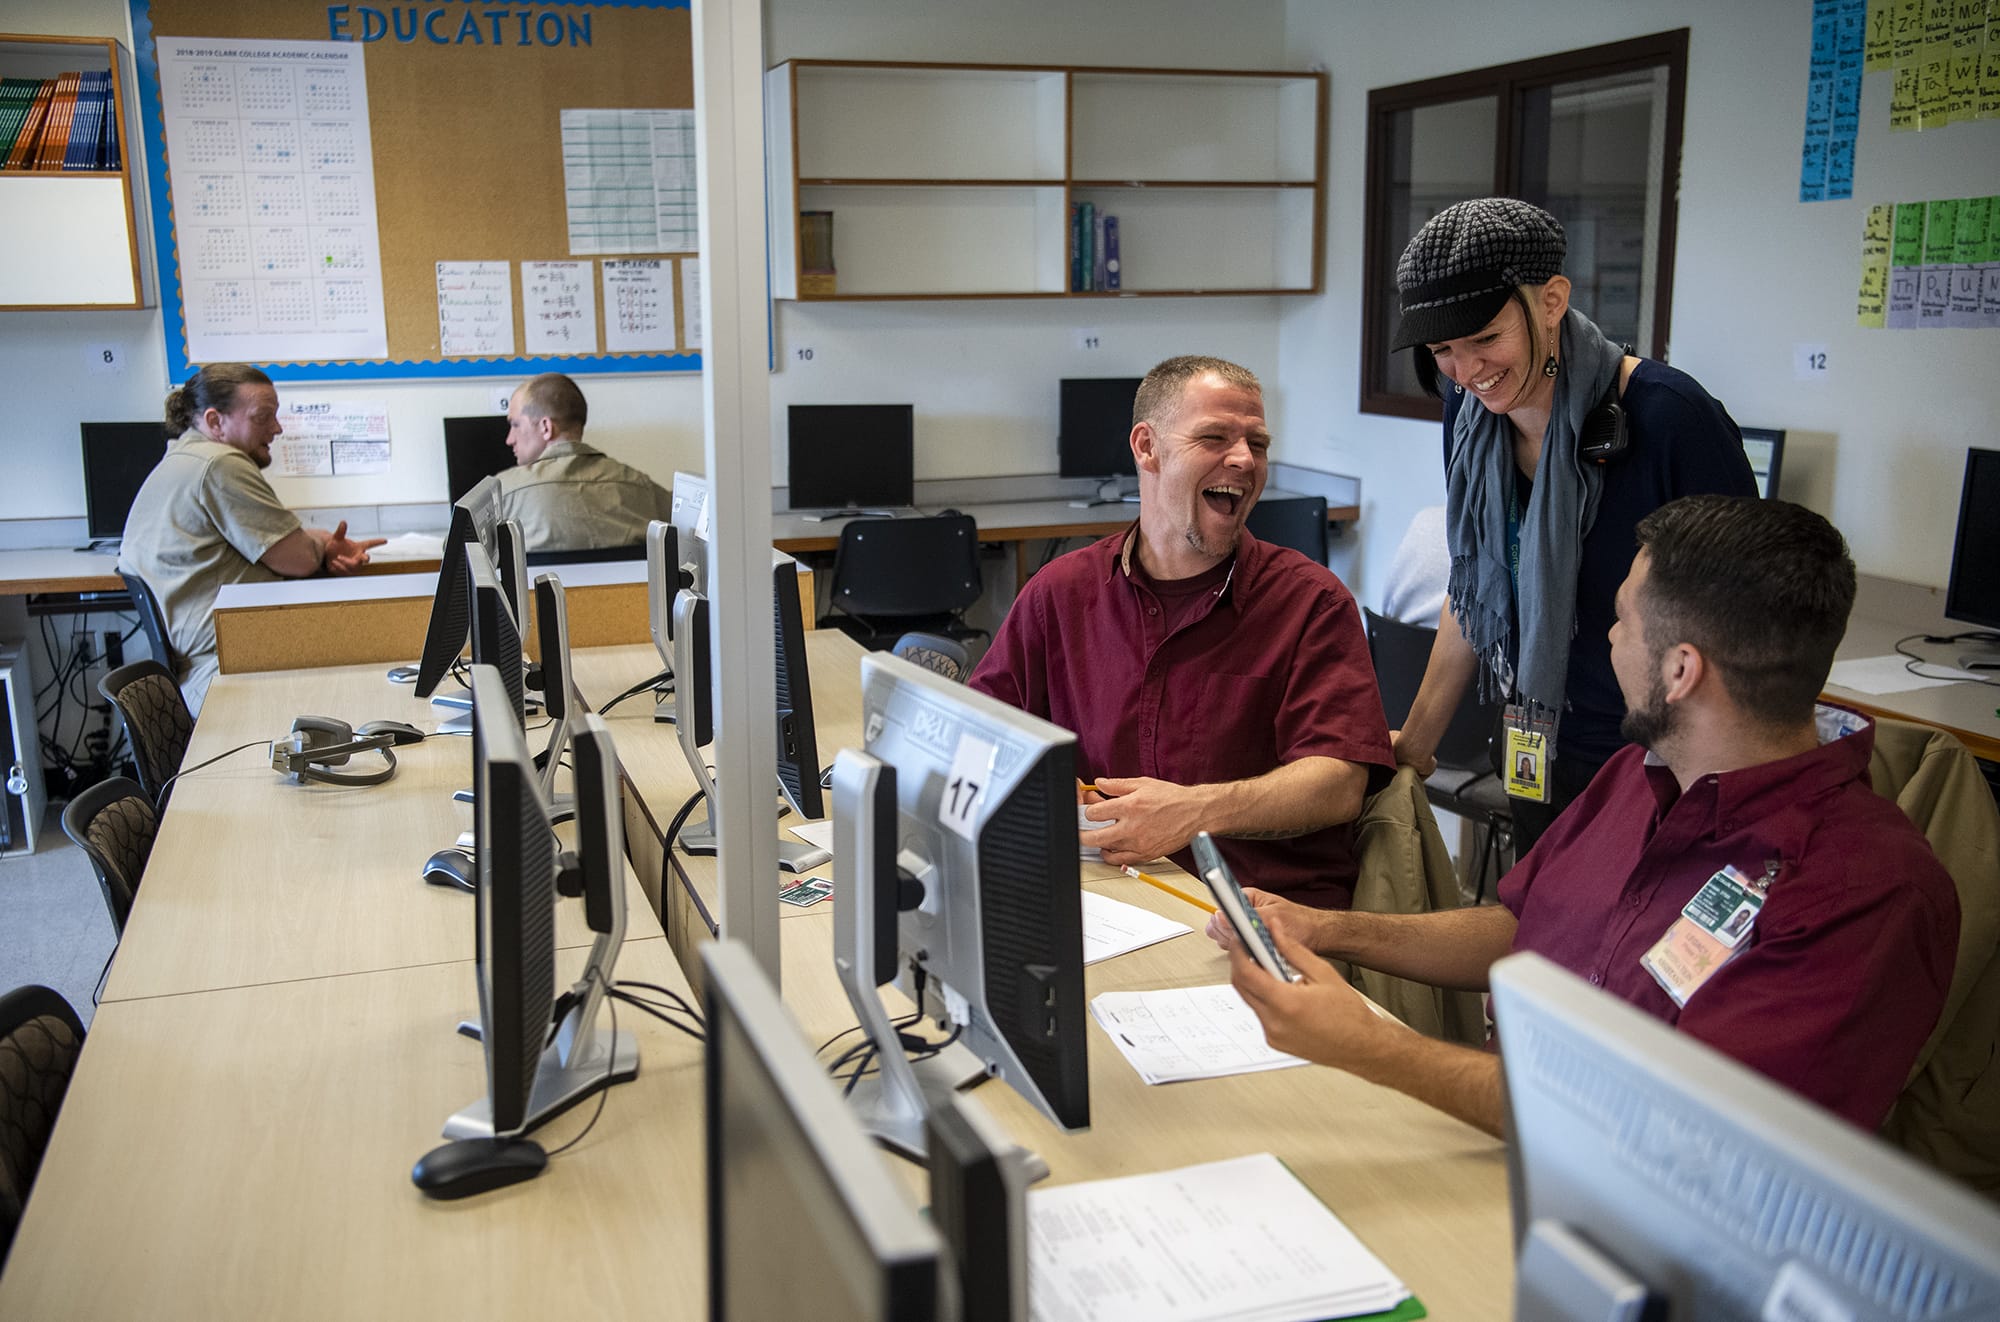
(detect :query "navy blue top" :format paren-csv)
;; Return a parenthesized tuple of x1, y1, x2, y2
(1442, 358, 1756, 768)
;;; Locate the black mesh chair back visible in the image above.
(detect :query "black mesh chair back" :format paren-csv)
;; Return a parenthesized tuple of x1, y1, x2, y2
(1246, 494, 1329, 564)
(59, 776, 159, 937)
(118, 571, 177, 674)
(98, 660, 193, 811)
(525, 542, 647, 567)
(827, 514, 987, 649)
(892, 631, 972, 683)
(0, 984, 85, 1265)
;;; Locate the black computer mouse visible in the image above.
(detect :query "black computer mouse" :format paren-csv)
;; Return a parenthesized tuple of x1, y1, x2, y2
(423, 847, 475, 893)
(358, 719, 426, 746)
(411, 1136, 547, 1199)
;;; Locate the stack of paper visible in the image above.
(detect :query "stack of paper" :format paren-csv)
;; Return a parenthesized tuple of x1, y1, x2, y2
(1028, 1152, 1415, 1322)
(1091, 984, 1308, 1084)
(1082, 892, 1191, 965)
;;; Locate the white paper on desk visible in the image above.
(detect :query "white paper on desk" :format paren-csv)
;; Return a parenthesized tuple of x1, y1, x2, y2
(787, 819, 835, 854)
(1027, 1152, 1410, 1322)
(1082, 892, 1191, 965)
(1091, 984, 1308, 1085)
(1826, 655, 1981, 694)
(369, 531, 446, 560)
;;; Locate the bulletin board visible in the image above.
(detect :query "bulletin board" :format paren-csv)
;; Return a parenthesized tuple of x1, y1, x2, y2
(128, 0, 701, 382)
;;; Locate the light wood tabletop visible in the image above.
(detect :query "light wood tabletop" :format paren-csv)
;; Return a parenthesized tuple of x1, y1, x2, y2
(103, 659, 662, 1003)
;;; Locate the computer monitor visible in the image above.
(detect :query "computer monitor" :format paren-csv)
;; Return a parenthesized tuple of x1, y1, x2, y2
(926, 1094, 1028, 1322)
(79, 421, 170, 543)
(1739, 427, 1785, 500)
(787, 404, 916, 518)
(1492, 952, 2000, 1322)
(531, 572, 577, 814)
(415, 473, 503, 697)
(671, 470, 710, 594)
(772, 550, 823, 823)
(1944, 449, 2000, 648)
(442, 666, 637, 1142)
(831, 651, 1088, 1153)
(443, 414, 515, 505)
(467, 543, 525, 734)
(493, 518, 531, 637)
(1057, 377, 1142, 507)
(702, 938, 942, 1322)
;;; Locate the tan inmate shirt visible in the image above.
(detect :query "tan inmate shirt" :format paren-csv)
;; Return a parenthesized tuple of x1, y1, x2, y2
(119, 431, 299, 709)
(493, 439, 672, 553)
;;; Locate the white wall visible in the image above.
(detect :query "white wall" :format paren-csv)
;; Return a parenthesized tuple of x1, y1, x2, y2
(1279, 0, 2000, 599)
(3, 0, 1287, 527)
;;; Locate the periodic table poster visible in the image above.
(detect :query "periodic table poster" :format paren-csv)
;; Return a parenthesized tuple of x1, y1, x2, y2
(130, 0, 700, 382)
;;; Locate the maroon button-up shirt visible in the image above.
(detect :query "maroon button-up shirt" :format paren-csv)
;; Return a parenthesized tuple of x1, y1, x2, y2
(1499, 710, 1959, 1129)
(970, 526, 1393, 907)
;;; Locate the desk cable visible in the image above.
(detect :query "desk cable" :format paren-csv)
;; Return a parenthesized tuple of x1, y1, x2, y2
(596, 667, 673, 716)
(541, 969, 619, 1159)
(1894, 632, 2000, 689)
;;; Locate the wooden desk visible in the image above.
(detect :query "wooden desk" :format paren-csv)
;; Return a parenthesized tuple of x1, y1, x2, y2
(773, 491, 1362, 592)
(102, 660, 661, 1002)
(1825, 586, 2000, 763)
(0, 546, 124, 595)
(0, 941, 707, 1321)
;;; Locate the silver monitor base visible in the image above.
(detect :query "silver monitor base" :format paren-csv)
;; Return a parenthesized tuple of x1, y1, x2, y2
(443, 1027, 640, 1140)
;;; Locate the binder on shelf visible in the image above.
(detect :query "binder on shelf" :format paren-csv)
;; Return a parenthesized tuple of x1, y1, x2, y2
(1069, 203, 1084, 291)
(4, 79, 55, 170)
(1079, 200, 1095, 292)
(63, 71, 106, 171)
(0, 79, 40, 162)
(96, 70, 120, 170)
(1102, 213, 1121, 291)
(799, 210, 835, 296)
(35, 71, 81, 170)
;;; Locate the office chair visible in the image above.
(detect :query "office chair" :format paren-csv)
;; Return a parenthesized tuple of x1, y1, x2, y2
(1245, 494, 1329, 564)
(98, 660, 193, 812)
(1364, 607, 1513, 901)
(0, 984, 85, 1266)
(118, 571, 177, 674)
(826, 514, 988, 651)
(59, 777, 159, 938)
(524, 542, 647, 567)
(892, 631, 972, 683)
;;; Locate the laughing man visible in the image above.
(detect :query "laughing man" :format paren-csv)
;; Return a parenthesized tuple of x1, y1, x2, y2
(968, 356, 1393, 908)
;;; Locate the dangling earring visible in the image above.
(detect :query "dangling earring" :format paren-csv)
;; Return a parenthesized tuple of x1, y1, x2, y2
(1543, 326, 1559, 378)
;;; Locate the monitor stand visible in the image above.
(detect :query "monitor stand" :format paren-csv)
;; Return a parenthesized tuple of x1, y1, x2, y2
(1067, 478, 1140, 509)
(1946, 631, 2000, 671)
(670, 656, 824, 873)
(799, 507, 902, 523)
(77, 537, 120, 553)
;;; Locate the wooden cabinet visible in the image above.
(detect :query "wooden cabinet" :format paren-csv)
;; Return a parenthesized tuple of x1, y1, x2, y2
(766, 60, 1325, 301)
(0, 33, 146, 310)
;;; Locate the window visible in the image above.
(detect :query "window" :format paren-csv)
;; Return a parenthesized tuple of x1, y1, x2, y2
(1360, 31, 1689, 419)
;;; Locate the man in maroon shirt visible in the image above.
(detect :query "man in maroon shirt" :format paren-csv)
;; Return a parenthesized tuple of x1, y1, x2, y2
(1214, 495, 1958, 1134)
(968, 356, 1393, 908)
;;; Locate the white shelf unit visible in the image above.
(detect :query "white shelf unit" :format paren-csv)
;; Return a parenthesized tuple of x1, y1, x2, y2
(766, 60, 1325, 301)
(0, 34, 146, 310)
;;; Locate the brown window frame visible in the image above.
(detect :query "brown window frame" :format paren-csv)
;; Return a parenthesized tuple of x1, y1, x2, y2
(1359, 30, 1690, 421)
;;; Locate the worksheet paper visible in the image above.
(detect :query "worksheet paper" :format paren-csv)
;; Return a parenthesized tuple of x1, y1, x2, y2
(270, 398, 390, 477)
(1082, 892, 1191, 965)
(679, 258, 703, 350)
(1027, 1153, 1410, 1322)
(158, 37, 389, 363)
(1091, 985, 1308, 1085)
(602, 259, 676, 353)
(1826, 654, 1981, 694)
(523, 261, 598, 355)
(560, 108, 698, 255)
(437, 261, 515, 358)
(786, 819, 835, 855)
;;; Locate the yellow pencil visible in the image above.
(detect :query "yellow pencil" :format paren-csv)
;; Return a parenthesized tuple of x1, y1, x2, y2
(1121, 864, 1218, 914)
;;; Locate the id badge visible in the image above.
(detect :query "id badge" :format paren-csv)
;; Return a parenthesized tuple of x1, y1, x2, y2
(1640, 864, 1770, 1007)
(1502, 702, 1555, 803)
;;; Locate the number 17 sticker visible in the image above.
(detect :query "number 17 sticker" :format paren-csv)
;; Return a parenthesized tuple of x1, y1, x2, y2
(939, 731, 997, 841)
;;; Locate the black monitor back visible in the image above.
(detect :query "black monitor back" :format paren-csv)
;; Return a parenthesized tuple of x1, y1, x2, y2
(444, 415, 514, 505)
(1057, 378, 1141, 479)
(80, 422, 171, 540)
(773, 556, 823, 820)
(787, 404, 915, 511)
(1946, 448, 2000, 631)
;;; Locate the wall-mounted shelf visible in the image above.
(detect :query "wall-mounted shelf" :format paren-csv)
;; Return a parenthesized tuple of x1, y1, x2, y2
(0, 33, 146, 310)
(766, 60, 1326, 301)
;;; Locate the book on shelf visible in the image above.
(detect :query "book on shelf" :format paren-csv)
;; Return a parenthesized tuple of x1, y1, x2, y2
(3, 78, 56, 169)
(1102, 213, 1120, 291)
(0, 72, 112, 172)
(63, 71, 111, 171)
(799, 209, 835, 296)
(35, 71, 81, 170)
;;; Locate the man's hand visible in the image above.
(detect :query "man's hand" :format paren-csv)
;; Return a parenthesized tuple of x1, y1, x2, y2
(1205, 885, 1324, 955)
(1389, 728, 1438, 779)
(322, 520, 386, 576)
(1227, 925, 1391, 1070)
(1082, 775, 1203, 868)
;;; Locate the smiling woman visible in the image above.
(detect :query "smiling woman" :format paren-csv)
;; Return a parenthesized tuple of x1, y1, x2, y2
(1384, 197, 1756, 849)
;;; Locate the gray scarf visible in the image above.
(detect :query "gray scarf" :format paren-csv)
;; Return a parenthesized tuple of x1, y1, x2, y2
(1444, 307, 1625, 725)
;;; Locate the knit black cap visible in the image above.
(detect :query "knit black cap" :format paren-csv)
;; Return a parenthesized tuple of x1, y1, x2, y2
(1391, 198, 1567, 351)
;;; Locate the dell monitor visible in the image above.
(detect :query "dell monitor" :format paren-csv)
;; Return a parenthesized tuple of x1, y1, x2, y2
(787, 404, 916, 519)
(1493, 952, 2000, 1322)
(671, 470, 711, 596)
(772, 550, 824, 823)
(1058, 377, 1142, 507)
(531, 572, 580, 815)
(435, 667, 637, 1147)
(443, 414, 515, 505)
(926, 1093, 1029, 1322)
(832, 651, 1088, 1153)
(415, 473, 503, 698)
(79, 421, 170, 545)
(467, 543, 525, 734)
(1739, 427, 1785, 500)
(702, 938, 942, 1322)
(1944, 448, 2000, 668)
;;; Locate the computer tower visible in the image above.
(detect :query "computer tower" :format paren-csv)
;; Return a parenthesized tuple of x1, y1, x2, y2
(0, 643, 47, 856)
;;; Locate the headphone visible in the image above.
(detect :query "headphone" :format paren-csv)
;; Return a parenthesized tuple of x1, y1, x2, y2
(270, 717, 399, 787)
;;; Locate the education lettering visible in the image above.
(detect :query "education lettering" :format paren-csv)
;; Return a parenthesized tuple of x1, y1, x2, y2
(327, 6, 593, 47)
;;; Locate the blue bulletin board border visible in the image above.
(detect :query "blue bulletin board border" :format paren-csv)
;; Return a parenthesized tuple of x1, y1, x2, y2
(129, 0, 700, 384)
